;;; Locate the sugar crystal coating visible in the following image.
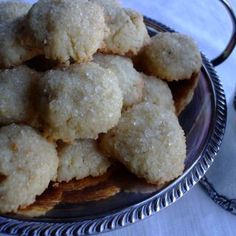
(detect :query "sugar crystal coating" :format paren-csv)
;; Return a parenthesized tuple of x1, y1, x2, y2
(39, 62, 123, 142)
(90, 0, 150, 55)
(0, 17, 40, 68)
(28, 0, 108, 63)
(94, 54, 144, 107)
(57, 139, 111, 182)
(141, 73, 175, 112)
(0, 66, 40, 125)
(138, 32, 202, 81)
(99, 102, 186, 184)
(0, 124, 58, 213)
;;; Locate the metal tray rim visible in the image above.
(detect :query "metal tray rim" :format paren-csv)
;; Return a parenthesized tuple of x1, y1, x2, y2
(0, 17, 227, 236)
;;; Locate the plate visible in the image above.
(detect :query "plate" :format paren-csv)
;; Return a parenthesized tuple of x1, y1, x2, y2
(0, 17, 227, 236)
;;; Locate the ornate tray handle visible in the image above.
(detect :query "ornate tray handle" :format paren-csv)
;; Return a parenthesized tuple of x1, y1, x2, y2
(212, 0, 236, 66)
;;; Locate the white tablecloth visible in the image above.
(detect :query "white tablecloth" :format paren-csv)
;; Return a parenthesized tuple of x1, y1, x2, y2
(1, 1, 236, 236)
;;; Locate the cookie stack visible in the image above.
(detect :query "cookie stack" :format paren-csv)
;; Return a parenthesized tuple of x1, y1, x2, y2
(0, 0, 202, 214)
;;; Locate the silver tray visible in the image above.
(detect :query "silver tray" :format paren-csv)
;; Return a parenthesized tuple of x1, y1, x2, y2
(0, 0, 235, 234)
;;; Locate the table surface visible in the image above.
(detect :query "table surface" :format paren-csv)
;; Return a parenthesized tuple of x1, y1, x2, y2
(1, 0, 236, 236)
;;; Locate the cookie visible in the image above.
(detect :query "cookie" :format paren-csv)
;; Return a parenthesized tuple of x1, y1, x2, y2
(0, 124, 58, 213)
(27, 0, 108, 63)
(0, 17, 40, 68)
(39, 62, 122, 142)
(141, 73, 175, 112)
(0, 1, 31, 24)
(99, 102, 186, 184)
(94, 54, 144, 107)
(0, 66, 40, 125)
(57, 140, 111, 182)
(136, 32, 202, 81)
(91, 0, 150, 55)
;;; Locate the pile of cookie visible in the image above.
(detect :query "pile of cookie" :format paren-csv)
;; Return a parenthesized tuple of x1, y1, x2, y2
(0, 0, 202, 214)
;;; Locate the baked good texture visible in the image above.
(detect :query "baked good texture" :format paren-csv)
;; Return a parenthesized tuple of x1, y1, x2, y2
(0, 124, 58, 213)
(0, 17, 39, 68)
(27, 0, 107, 63)
(94, 54, 144, 107)
(39, 62, 122, 142)
(57, 140, 111, 182)
(0, 1, 31, 23)
(90, 0, 150, 55)
(137, 32, 202, 81)
(141, 73, 175, 112)
(99, 102, 186, 184)
(0, 66, 40, 125)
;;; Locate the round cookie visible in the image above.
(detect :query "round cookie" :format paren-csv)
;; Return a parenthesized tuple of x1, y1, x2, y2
(99, 102, 186, 185)
(0, 18, 40, 68)
(0, 124, 58, 213)
(27, 0, 107, 63)
(94, 54, 144, 107)
(39, 62, 122, 142)
(0, 66, 40, 125)
(90, 0, 150, 55)
(137, 32, 202, 81)
(0, 1, 31, 24)
(57, 140, 111, 182)
(141, 73, 175, 112)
